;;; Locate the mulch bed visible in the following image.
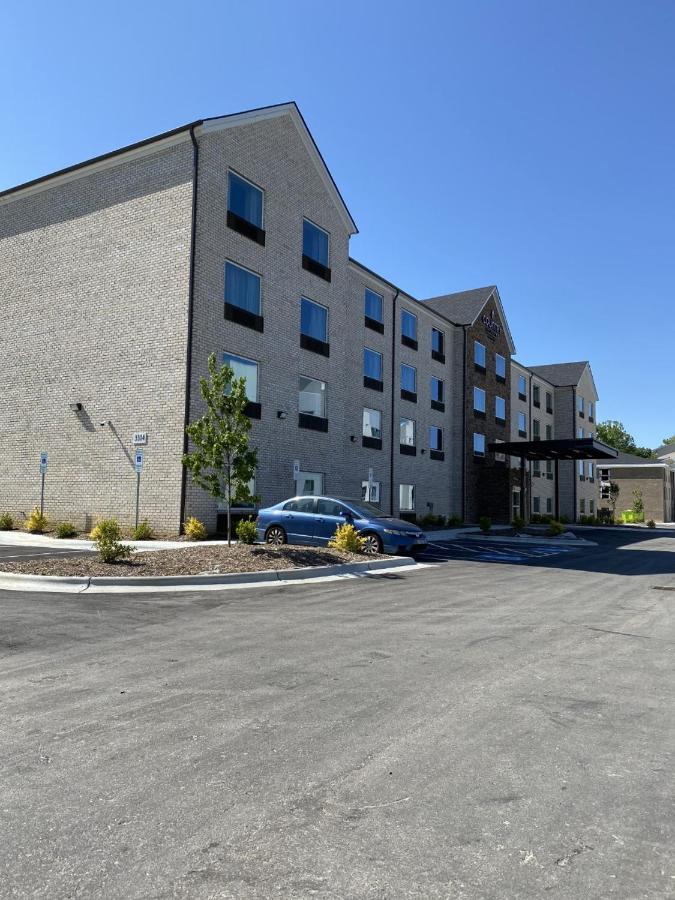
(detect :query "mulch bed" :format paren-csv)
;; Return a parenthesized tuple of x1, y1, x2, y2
(0, 544, 382, 578)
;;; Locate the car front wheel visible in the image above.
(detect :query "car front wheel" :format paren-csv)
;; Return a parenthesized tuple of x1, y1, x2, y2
(265, 525, 287, 546)
(361, 532, 383, 555)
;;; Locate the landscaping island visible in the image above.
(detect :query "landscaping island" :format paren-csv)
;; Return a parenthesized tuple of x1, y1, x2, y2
(0, 544, 384, 578)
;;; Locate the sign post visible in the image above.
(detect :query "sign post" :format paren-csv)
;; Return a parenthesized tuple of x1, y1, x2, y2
(134, 449, 144, 529)
(39, 452, 48, 517)
(367, 466, 374, 502)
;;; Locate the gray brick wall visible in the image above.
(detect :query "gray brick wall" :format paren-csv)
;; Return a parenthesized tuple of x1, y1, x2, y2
(0, 142, 194, 532)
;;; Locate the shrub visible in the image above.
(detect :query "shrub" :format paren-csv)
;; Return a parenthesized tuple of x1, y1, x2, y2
(92, 518, 132, 563)
(328, 523, 366, 554)
(511, 516, 525, 532)
(184, 517, 207, 541)
(647, 519, 656, 528)
(446, 515, 463, 527)
(530, 514, 542, 525)
(631, 488, 644, 519)
(55, 521, 78, 538)
(559, 515, 570, 525)
(132, 520, 154, 541)
(236, 517, 258, 544)
(548, 520, 564, 536)
(25, 507, 48, 534)
(0, 512, 14, 531)
(478, 516, 492, 533)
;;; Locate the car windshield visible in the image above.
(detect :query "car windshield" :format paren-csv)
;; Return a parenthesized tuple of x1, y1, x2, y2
(334, 498, 387, 519)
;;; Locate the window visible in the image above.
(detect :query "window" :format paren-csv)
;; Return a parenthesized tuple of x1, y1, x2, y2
(533, 385, 540, 407)
(431, 377, 444, 404)
(474, 386, 486, 413)
(400, 417, 415, 446)
(222, 352, 258, 402)
(432, 328, 445, 361)
(533, 459, 541, 477)
(284, 497, 316, 512)
(496, 354, 506, 380)
(362, 480, 381, 504)
(578, 395, 585, 416)
(302, 219, 331, 280)
(587, 431, 593, 439)
(401, 309, 417, 348)
(225, 261, 261, 314)
(533, 496, 540, 514)
(401, 364, 417, 395)
(399, 484, 415, 511)
(227, 172, 264, 243)
(495, 396, 506, 421)
(364, 348, 383, 381)
(303, 219, 329, 266)
(580, 498, 586, 515)
(578, 460, 584, 479)
(220, 477, 257, 510)
(546, 497, 552, 514)
(546, 459, 553, 478)
(494, 439, 506, 462)
(299, 376, 326, 418)
(363, 408, 381, 439)
(589, 498, 595, 514)
(473, 433, 486, 456)
(588, 401, 594, 420)
(474, 341, 486, 369)
(546, 391, 553, 414)
(588, 462, 594, 480)
(429, 426, 443, 451)
(545, 424, 552, 440)
(518, 375, 527, 400)
(300, 297, 327, 341)
(518, 412, 527, 437)
(533, 419, 540, 440)
(365, 288, 383, 323)
(578, 426, 584, 439)
(294, 473, 323, 497)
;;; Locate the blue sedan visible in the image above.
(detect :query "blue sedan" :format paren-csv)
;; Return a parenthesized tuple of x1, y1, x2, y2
(255, 495, 427, 555)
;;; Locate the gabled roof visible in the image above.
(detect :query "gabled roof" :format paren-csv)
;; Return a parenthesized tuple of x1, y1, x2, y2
(421, 286, 516, 353)
(655, 443, 675, 458)
(528, 361, 598, 397)
(0, 102, 358, 233)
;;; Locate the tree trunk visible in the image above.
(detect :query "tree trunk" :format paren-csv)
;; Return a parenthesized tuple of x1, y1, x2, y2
(227, 504, 231, 546)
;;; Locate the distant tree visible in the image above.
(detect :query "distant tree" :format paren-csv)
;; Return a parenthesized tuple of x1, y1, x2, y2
(662, 434, 675, 447)
(596, 420, 654, 458)
(183, 354, 258, 545)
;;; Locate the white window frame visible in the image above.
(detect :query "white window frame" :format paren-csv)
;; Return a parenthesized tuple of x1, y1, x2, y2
(518, 412, 527, 434)
(495, 396, 506, 420)
(362, 407, 382, 439)
(298, 375, 327, 418)
(362, 480, 381, 504)
(473, 433, 486, 457)
(400, 417, 416, 446)
(496, 353, 506, 378)
(295, 471, 324, 496)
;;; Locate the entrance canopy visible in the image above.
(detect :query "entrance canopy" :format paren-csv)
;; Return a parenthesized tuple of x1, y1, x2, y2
(488, 437, 618, 462)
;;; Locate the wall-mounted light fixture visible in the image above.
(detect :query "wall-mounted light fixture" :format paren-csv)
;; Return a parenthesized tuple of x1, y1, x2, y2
(69, 402, 83, 412)
(277, 410, 287, 420)
(421, 448, 426, 455)
(350, 435, 356, 442)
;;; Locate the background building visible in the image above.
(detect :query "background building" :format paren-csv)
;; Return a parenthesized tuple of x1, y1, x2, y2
(598, 454, 675, 523)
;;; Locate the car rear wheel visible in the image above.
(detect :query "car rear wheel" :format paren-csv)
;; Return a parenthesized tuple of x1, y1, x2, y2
(361, 532, 382, 555)
(265, 525, 287, 546)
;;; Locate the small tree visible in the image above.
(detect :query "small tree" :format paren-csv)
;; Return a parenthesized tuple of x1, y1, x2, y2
(631, 487, 644, 521)
(183, 354, 258, 544)
(608, 482, 620, 521)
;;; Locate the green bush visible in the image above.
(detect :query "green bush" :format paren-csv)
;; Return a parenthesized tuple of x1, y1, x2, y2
(446, 515, 463, 527)
(478, 516, 492, 533)
(236, 517, 258, 544)
(620, 509, 644, 524)
(92, 519, 132, 563)
(0, 512, 14, 531)
(55, 521, 78, 538)
(25, 507, 48, 534)
(328, 522, 366, 554)
(132, 520, 155, 541)
(511, 516, 525, 532)
(530, 514, 542, 525)
(184, 517, 207, 541)
(548, 520, 564, 536)
(647, 519, 656, 528)
(559, 515, 570, 525)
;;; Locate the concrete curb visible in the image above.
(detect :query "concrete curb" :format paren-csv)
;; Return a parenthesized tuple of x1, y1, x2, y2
(0, 556, 416, 594)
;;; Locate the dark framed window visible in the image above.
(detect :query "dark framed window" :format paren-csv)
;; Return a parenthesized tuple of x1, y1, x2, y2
(300, 297, 329, 355)
(533, 419, 540, 441)
(364, 347, 383, 381)
(401, 309, 418, 349)
(429, 425, 443, 451)
(431, 328, 445, 362)
(518, 411, 527, 438)
(400, 364, 417, 401)
(546, 392, 553, 414)
(518, 374, 527, 401)
(302, 218, 331, 281)
(227, 172, 265, 244)
(431, 376, 444, 411)
(474, 386, 486, 414)
(224, 261, 263, 330)
(362, 407, 382, 449)
(473, 433, 486, 457)
(578, 395, 585, 417)
(546, 424, 552, 441)
(299, 375, 326, 420)
(533, 385, 540, 408)
(400, 417, 416, 454)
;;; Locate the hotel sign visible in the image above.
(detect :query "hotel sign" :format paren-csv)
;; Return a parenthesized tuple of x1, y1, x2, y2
(482, 309, 502, 341)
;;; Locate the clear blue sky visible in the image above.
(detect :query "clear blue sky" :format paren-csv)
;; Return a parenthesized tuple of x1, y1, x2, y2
(3, 1, 673, 448)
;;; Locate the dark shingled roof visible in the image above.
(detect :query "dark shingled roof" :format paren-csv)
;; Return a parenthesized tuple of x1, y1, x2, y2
(609, 451, 662, 466)
(654, 442, 675, 457)
(528, 361, 589, 387)
(421, 287, 497, 325)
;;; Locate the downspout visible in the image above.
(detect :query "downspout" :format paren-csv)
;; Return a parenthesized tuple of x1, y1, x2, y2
(179, 124, 200, 531)
(572, 387, 577, 521)
(389, 289, 400, 516)
(461, 326, 467, 523)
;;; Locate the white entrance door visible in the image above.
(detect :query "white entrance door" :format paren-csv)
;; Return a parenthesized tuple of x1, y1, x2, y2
(295, 471, 324, 496)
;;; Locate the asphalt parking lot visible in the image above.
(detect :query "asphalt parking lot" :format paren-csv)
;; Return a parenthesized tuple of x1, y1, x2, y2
(1, 528, 674, 898)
